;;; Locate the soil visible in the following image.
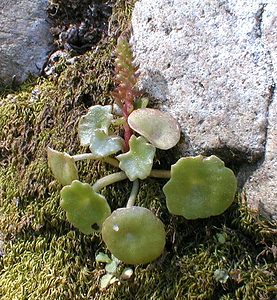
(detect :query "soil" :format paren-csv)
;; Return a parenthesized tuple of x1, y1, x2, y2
(47, 0, 114, 54)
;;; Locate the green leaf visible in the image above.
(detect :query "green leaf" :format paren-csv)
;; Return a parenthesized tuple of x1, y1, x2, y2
(100, 274, 115, 290)
(78, 105, 113, 146)
(128, 108, 181, 150)
(105, 259, 120, 274)
(102, 207, 166, 265)
(163, 155, 237, 219)
(95, 252, 112, 264)
(216, 233, 227, 244)
(134, 97, 149, 109)
(116, 135, 156, 181)
(89, 129, 124, 158)
(47, 147, 78, 186)
(60, 180, 111, 234)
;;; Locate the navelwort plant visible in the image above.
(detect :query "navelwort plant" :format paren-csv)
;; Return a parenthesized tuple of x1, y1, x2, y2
(47, 39, 237, 265)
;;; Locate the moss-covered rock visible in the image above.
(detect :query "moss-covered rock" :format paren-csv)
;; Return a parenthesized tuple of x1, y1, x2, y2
(0, 1, 276, 299)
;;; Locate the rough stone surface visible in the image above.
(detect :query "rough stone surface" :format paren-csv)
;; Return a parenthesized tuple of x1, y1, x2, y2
(241, 3, 277, 220)
(131, 0, 274, 162)
(241, 95, 277, 220)
(131, 0, 277, 220)
(0, 0, 53, 85)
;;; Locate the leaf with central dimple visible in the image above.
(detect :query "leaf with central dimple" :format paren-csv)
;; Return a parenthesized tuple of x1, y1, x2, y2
(89, 129, 124, 158)
(78, 105, 113, 146)
(60, 180, 111, 234)
(116, 135, 156, 181)
(163, 155, 237, 219)
(102, 207, 166, 264)
(47, 147, 78, 186)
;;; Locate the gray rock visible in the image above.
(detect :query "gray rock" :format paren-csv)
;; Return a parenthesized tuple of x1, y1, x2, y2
(0, 0, 53, 85)
(131, 0, 277, 219)
(241, 94, 277, 220)
(241, 2, 277, 220)
(131, 0, 274, 162)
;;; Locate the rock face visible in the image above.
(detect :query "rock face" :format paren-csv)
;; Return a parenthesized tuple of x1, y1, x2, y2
(0, 0, 53, 85)
(241, 3, 277, 220)
(131, 0, 277, 220)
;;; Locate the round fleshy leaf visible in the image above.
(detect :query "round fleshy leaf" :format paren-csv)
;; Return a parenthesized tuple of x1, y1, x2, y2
(102, 207, 166, 265)
(95, 252, 112, 264)
(128, 108, 181, 150)
(120, 267, 134, 280)
(116, 135, 156, 181)
(60, 180, 111, 234)
(100, 274, 115, 290)
(163, 155, 237, 219)
(89, 129, 124, 158)
(78, 105, 113, 146)
(47, 147, 78, 186)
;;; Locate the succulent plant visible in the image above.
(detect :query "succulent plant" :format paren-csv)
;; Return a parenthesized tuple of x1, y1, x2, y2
(47, 39, 238, 268)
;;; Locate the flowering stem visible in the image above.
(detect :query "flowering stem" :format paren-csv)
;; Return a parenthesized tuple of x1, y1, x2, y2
(122, 101, 133, 151)
(123, 123, 133, 151)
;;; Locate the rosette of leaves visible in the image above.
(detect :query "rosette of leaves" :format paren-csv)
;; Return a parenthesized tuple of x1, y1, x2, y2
(163, 155, 237, 219)
(102, 206, 166, 264)
(60, 180, 111, 234)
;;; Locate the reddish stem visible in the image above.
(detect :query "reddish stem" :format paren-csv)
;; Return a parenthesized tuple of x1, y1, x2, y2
(112, 40, 141, 151)
(123, 123, 133, 151)
(122, 99, 133, 151)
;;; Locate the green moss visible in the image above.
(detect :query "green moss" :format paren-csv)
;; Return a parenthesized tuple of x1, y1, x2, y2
(0, 232, 101, 300)
(1, 0, 277, 299)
